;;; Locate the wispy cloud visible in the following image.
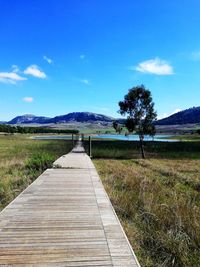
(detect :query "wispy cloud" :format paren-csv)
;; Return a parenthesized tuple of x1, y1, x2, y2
(43, 56, 53, 64)
(157, 113, 168, 120)
(158, 108, 182, 120)
(172, 108, 182, 114)
(0, 72, 27, 84)
(134, 58, 174, 75)
(22, 97, 34, 103)
(80, 54, 86, 60)
(24, 65, 46, 79)
(80, 79, 90, 85)
(11, 65, 20, 73)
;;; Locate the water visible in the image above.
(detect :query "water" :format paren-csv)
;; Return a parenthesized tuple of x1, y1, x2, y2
(94, 134, 176, 142)
(33, 134, 176, 142)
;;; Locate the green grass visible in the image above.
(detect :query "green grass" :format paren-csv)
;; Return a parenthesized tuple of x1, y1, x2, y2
(164, 134, 200, 141)
(84, 140, 200, 159)
(90, 140, 200, 267)
(0, 135, 72, 210)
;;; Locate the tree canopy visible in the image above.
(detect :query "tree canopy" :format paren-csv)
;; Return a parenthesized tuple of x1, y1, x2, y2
(112, 121, 123, 134)
(119, 85, 157, 158)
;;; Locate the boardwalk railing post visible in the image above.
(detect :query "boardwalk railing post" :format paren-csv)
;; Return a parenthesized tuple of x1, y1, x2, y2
(72, 134, 74, 146)
(89, 136, 92, 158)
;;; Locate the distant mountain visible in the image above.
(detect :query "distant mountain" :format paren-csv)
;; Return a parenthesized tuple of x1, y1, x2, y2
(6, 107, 200, 126)
(8, 114, 50, 124)
(7, 112, 116, 125)
(47, 112, 114, 124)
(156, 107, 200, 125)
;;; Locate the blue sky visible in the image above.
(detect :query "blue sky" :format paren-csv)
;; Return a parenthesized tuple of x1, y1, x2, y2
(0, 0, 200, 121)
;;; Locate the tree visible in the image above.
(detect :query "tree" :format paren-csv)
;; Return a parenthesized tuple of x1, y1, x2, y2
(113, 121, 123, 134)
(119, 85, 157, 158)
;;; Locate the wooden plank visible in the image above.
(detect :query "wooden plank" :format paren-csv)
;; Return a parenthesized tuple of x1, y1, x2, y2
(0, 141, 140, 266)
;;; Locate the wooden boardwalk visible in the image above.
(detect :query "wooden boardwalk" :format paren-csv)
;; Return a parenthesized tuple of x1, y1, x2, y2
(0, 141, 140, 266)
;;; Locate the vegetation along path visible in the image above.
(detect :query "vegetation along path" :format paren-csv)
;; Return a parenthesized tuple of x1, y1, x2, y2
(0, 141, 140, 266)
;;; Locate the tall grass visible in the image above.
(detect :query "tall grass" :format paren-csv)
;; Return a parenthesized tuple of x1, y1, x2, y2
(26, 152, 55, 180)
(84, 140, 200, 159)
(0, 135, 72, 210)
(92, 140, 200, 267)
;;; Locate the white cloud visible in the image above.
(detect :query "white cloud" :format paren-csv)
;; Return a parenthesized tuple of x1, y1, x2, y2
(158, 108, 182, 120)
(135, 58, 174, 75)
(157, 113, 168, 120)
(80, 79, 90, 85)
(11, 65, 20, 73)
(0, 72, 27, 84)
(80, 54, 86, 60)
(22, 97, 34, 103)
(24, 65, 46, 79)
(172, 108, 182, 114)
(43, 56, 53, 64)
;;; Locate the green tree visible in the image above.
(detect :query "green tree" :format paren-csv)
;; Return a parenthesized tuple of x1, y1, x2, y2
(113, 121, 123, 134)
(119, 85, 157, 158)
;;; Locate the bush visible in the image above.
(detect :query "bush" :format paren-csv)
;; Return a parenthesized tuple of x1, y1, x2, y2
(26, 152, 54, 173)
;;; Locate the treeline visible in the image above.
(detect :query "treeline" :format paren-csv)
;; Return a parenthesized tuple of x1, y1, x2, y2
(0, 124, 79, 134)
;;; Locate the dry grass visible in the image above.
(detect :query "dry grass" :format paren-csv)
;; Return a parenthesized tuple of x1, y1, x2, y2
(0, 135, 72, 210)
(94, 158, 200, 267)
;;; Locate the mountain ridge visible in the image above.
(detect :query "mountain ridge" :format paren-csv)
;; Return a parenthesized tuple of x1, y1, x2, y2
(7, 112, 116, 125)
(155, 106, 200, 125)
(2, 107, 200, 125)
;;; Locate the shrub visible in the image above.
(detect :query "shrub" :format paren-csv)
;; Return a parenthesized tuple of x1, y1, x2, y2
(26, 152, 54, 173)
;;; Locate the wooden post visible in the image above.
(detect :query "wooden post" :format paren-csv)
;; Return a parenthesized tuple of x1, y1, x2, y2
(89, 136, 92, 158)
(139, 137, 145, 159)
(72, 134, 74, 146)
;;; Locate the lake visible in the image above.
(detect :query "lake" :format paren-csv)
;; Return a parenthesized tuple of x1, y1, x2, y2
(93, 134, 176, 142)
(33, 134, 177, 142)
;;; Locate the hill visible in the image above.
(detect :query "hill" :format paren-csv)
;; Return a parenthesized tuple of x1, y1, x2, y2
(5, 107, 200, 126)
(156, 107, 200, 125)
(47, 112, 114, 124)
(8, 114, 50, 124)
(7, 112, 115, 125)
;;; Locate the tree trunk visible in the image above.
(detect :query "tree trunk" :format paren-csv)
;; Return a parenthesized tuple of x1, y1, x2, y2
(139, 136, 145, 159)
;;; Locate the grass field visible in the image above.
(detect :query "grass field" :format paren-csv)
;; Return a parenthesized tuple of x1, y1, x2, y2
(0, 135, 72, 210)
(165, 134, 200, 141)
(89, 140, 200, 267)
(1, 134, 199, 266)
(85, 139, 200, 159)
